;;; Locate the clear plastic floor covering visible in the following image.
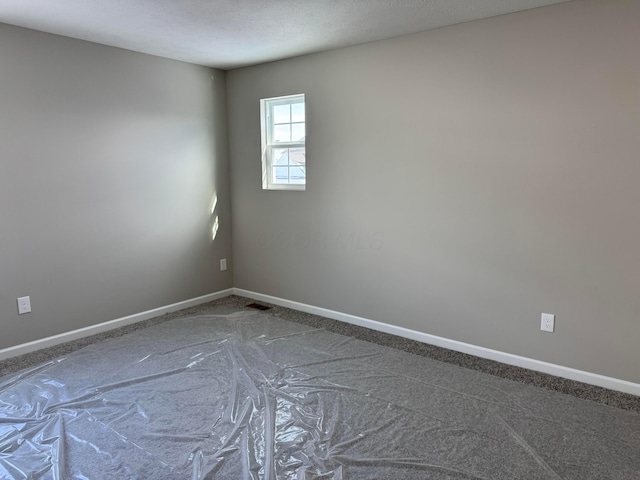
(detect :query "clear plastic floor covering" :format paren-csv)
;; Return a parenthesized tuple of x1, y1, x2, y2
(1, 309, 639, 479)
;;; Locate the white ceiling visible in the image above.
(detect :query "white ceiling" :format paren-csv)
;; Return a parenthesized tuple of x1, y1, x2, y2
(0, 0, 571, 70)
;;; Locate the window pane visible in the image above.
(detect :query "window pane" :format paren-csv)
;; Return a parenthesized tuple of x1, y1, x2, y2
(273, 104, 290, 124)
(290, 165, 305, 184)
(273, 166, 289, 183)
(291, 123, 305, 142)
(291, 102, 305, 122)
(272, 148, 289, 165)
(288, 147, 305, 167)
(273, 124, 291, 142)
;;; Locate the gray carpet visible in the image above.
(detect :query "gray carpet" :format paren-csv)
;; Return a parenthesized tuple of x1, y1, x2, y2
(1, 301, 639, 479)
(1, 295, 638, 413)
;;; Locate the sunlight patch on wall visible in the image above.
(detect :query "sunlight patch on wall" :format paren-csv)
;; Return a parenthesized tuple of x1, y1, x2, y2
(212, 215, 220, 240)
(210, 193, 219, 241)
(210, 193, 218, 214)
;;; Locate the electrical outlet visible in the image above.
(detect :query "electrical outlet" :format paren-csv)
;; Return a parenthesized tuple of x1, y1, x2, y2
(17, 296, 32, 315)
(541, 313, 555, 332)
(220, 258, 227, 271)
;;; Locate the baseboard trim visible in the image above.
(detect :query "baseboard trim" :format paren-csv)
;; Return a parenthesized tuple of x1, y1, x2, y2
(233, 288, 640, 397)
(4, 287, 638, 396)
(0, 289, 234, 361)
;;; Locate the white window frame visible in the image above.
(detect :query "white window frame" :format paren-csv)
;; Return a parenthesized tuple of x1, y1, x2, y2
(260, 94, 306, 191)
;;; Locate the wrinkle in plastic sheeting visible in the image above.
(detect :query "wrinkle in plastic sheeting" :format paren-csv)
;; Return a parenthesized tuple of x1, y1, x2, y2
(0, 310, 639, 479)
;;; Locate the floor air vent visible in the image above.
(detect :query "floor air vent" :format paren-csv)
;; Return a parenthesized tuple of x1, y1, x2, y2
(246, 303, 271, 311)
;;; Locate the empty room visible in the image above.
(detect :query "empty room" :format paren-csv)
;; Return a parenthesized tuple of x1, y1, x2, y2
(1, 0, 639, 478)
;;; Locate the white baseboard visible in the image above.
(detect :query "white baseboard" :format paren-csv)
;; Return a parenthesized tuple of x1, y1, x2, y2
(0, 289, 234, 361)
(233, 288, 640, 397)
(3, 286, 638, 397)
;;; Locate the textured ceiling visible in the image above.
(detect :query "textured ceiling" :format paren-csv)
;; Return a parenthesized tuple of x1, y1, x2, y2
(0, 0, 572, 70)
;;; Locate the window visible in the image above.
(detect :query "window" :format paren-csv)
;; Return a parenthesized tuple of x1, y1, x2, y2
(260, 94, 306, 190)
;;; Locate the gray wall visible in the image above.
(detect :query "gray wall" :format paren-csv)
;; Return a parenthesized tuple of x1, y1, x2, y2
(0, 24, 232, 349)
(227, 0, 640, 383)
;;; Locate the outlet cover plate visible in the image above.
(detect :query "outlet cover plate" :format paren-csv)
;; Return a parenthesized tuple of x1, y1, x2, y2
(17, 296, 32, 315)
(541, 313, 555, 332)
